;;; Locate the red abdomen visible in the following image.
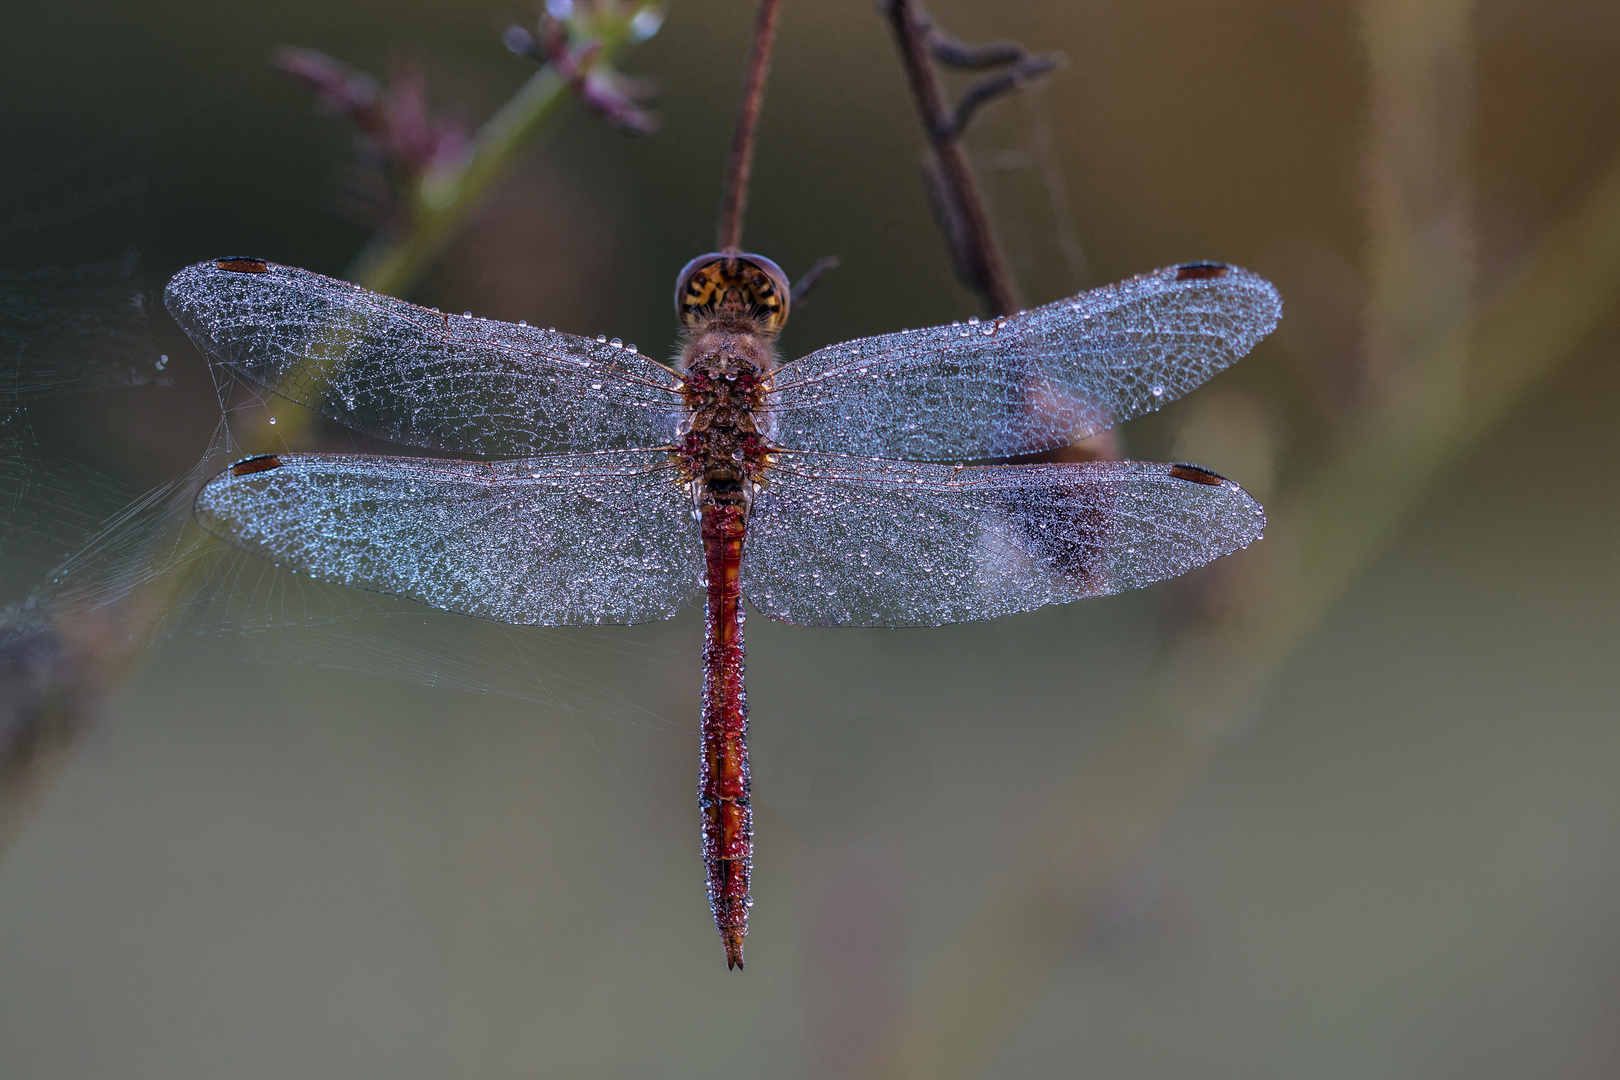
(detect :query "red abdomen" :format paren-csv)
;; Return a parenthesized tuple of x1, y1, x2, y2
(699, 500, 752, 968)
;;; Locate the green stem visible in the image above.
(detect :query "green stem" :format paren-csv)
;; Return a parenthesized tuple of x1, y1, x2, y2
(348, 5, 656, 296)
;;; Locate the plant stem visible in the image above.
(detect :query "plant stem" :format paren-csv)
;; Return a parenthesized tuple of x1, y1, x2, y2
(348, 4, 656, 296)
(716, 0, 783, 255)
(882, 0, 1020, 316)
(857, 10, 1620, 1071)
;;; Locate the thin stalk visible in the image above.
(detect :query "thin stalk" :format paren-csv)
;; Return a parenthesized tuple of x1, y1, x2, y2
(855, 141, 1620, 1080)
(716, 0, 783, 254)
(856, 4, 1620, 1072)
(883, 0, 1020, 316)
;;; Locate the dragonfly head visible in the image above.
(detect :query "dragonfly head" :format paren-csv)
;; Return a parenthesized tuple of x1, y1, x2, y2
(675, 252, 790, 335)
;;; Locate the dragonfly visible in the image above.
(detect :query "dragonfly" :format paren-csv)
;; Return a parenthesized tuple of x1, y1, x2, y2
(165, 251, 1280, 969)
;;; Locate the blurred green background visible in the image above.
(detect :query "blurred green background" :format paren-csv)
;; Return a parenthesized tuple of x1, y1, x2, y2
(2, 0, 1618, 1077)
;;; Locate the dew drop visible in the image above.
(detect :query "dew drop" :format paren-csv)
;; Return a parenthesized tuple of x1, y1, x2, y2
(967, 316, 980, 325)
(626, 344, 637, 353)
(591, 383, 603, 390)
(463, 311, 472, 318)
(518, 319, 527, 326)
(596, 334, 607, 343)
(155, 354, 168, 370)
(1150, 384, 1165, 397)
(610, 337, 623, 348)
(268, 417, 277, 425)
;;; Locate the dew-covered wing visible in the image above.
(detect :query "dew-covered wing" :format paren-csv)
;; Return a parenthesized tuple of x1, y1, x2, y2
(765, 263, 1280, 460)
(165, 259, 682, 456)
(743, 453, 1264, 626)
(195, 450, 702, 626)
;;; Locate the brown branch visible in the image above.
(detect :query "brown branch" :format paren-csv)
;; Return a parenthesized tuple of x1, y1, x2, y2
(881, 0, 1024, 316)
(948, 53, 1061, 140)
(927, 33, 1026, 70)
(789, 254, 840, 306)
(717, 0, 783, 254)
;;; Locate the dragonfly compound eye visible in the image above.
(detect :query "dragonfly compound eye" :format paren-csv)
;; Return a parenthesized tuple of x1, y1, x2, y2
(675, 252, 791, 334)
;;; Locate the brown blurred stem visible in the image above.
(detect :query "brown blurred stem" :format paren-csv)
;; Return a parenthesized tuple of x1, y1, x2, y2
(789, 255, 840, 306)
(854, 1, 1620, 1068)
(882, 0, 1047, 316)
(856, 143, 1620, 1080)
(947, 53, 1060, 141)
(0, 567, 188, 856)
(716, 0, 782, 254)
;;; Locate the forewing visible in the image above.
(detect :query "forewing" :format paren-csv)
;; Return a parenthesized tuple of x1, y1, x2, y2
(195, 450, 702, 626)
(165, 259, 683, 456)
(744, 453, 1264, 626)
(765, 263, 1280, 460)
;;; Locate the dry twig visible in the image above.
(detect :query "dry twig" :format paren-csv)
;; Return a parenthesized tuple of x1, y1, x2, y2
(717, 0, 783, 254)
(881, 0, 1059, 315)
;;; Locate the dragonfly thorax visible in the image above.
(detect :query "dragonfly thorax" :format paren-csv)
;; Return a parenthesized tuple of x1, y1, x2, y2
(676, 327, 775, 505)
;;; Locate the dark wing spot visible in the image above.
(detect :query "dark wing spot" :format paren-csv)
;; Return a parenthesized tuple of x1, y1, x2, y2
(215, 257, 270, 274)
(230, 454, 283, 476)
(1169, 463, 1225, 485)
(1174, 262, 1230, 281)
